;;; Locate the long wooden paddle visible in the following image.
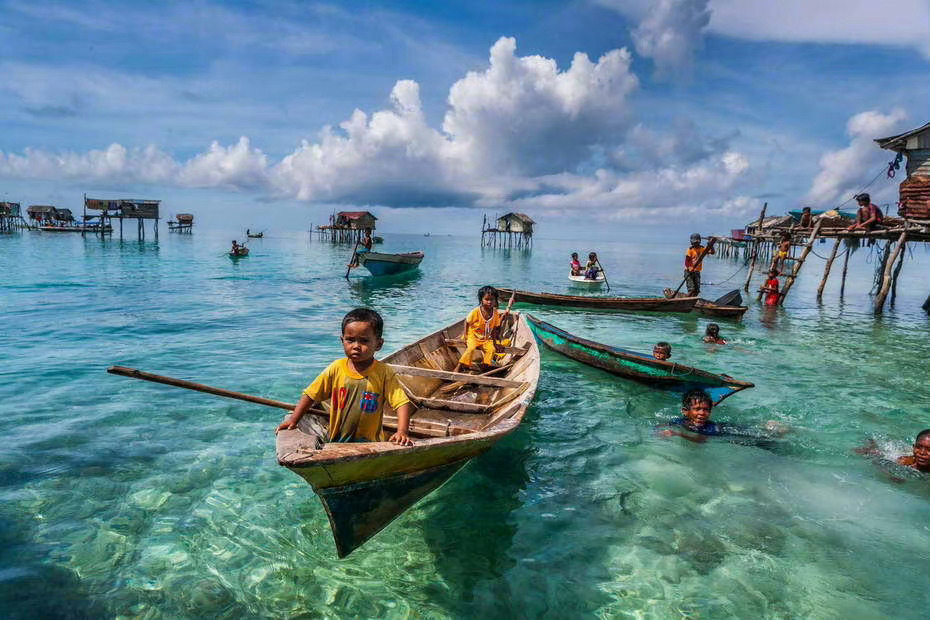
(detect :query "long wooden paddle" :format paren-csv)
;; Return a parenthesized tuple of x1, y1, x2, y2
(344, 240, 360, 279)
(595, 258, 611, 292)
(671, 237, 716, 297)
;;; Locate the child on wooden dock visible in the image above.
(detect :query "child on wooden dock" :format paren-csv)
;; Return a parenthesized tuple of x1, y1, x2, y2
(454, 286, 514, 372)
(276, 308, 414, 446)
(652, 342, 672, 360)
(703, 324, 726, 344)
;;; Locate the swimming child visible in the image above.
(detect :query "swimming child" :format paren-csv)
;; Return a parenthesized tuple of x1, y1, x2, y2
(703, 324, 726, 344)
(584, 252, 601, 280)
(454, 286, 514, 372)
(658, 388, 787, 445)
(653, 342, 672, 360)
(570, 252, 582, 276)
(275, 307, 414, 446)
(761, 269, 781, 306)
(897, 429, 930, 473)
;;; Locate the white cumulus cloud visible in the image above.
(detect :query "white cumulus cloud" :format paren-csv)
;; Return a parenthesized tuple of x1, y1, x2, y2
(804, 109, 907, 206)
(631, 0, 711, 79)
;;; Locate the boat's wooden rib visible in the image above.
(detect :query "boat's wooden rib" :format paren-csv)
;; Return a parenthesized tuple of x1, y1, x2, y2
(497, 288, 698, 312)
(275, 313, 540, 557)
(525, 313, 752, 405)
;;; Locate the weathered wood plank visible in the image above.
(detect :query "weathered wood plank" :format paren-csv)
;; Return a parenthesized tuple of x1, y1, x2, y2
(389, 364, 525, 388)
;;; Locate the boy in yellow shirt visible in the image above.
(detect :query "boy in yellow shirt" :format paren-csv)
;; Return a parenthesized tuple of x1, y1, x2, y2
(276, 308, 414, 445)
(453, 286, 514, 372)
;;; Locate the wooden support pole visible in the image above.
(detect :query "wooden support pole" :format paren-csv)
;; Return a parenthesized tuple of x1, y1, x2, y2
(874, 231, 907, 314)
(889, 240, 906, 306)
(816, 238, 841, 301)
(778, 218, 823, 305)
(743, 202, 767, 292)
(839, 241, 851, 298)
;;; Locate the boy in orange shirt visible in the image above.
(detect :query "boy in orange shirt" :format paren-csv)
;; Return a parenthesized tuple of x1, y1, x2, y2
(683, 233, 715, 296)
(276, 308, 414, 446)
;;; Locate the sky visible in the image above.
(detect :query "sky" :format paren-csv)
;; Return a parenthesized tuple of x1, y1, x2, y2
(0, 0, 928, 238)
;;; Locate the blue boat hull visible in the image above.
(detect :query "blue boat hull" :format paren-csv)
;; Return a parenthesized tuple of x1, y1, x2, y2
(358, 251, 423, 276)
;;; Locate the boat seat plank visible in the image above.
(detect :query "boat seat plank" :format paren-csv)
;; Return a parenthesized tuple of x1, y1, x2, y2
(389, 364, 526, 388)
(442, 339, 528, 355)
(410, 396, 493, 414)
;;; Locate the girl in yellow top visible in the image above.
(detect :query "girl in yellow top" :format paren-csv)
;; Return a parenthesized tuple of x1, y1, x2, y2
(454, 286, 514, 372)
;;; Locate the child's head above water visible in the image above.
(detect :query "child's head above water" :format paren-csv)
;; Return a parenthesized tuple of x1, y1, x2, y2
(912, 429, 930, 468)
(681, 388, 713, 425)
(705, 323, 720, 338)
(653, 342, 671, 360)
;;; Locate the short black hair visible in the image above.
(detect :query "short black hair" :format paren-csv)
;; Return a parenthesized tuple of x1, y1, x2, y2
(655, 342, 671, 351)
(705, 323, 720, 336)
(342, 307, 384, 338)
(477, 286, 499, 304)
(916, 429, 930, 442)
(571, 252, 578, 258)
(856, 193, 870, 203)
(682, 388, 712, 409)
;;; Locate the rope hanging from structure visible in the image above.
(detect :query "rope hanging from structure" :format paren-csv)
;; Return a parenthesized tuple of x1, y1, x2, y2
(833, 163, 890, 210)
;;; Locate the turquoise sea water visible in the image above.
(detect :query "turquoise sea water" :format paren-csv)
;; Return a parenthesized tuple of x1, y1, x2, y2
(1, 228, 928, 619)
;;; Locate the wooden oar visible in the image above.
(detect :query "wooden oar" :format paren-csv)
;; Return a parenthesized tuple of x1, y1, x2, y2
(108, 366, 297, 410)
(670, 237, 716, 297)
(595, 258, 611, 292)
(344, 240, 360, 279)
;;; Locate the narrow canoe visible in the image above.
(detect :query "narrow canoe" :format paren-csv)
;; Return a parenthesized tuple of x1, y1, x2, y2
(228, 247, 249, 258)
(569, 274, 605, 284)
(497, 288, 698, 313)
(357, 250, 424, 276)
(525, 314, 752, 404)
(276, 312, 540, 557)
(247, 233, 263, 238)
(663, 288, 748, 320)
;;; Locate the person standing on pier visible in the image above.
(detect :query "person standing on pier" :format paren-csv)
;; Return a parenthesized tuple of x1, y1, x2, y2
(683, 233, 715, 297)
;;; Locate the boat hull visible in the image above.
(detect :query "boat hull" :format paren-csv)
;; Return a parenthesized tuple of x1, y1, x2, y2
(569, 274, 605, 284)
(228, 248, 249, 258)
(663, 289, 748, 320)
(358, 251, 424, 276)
(525, 313, 752, 405)
(498, 288, 698, 313)
(276, 313, 539, 556)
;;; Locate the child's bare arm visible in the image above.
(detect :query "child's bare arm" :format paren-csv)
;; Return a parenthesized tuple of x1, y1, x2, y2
(276, 393, 316, 432)
(388, 402, 415, 446)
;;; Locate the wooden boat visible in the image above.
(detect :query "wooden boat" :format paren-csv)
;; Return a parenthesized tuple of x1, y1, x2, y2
(569, 273, 605, 284)
(247, 232, 263, 238)
(357, 250, 424, 276)
(276, 313, 540, 557)
(663, 288, 748, 320)
(525, 314, 752, 405)
(228, 247, 249, 258)
(497, 288, 698, 313)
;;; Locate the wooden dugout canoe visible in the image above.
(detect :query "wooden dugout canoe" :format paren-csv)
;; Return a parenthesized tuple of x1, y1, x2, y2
(497, 287, 698, 313)
(275, 312, 540, 557)
(357, 250, 424, 276)
(525, 314, 752, 405)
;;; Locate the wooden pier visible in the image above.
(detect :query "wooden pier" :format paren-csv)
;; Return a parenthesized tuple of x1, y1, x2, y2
(315, 211, 377, 244)
(167, 213, 194, 233)
(84, 196, 160, 241)
(0, 202, 32, 232)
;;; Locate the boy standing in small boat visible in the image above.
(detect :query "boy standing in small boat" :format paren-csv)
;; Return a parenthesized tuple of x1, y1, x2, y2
(683, 234, 715, 296)
(276, 308, 414, 446)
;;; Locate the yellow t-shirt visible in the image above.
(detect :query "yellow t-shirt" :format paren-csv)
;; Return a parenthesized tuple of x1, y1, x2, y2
(684, 246, 706, 272)
(303, 358, 410, 442)
(465, 306, 502, 342)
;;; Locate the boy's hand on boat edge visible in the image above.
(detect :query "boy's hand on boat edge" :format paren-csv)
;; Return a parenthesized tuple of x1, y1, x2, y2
(388, 431, 414, 446)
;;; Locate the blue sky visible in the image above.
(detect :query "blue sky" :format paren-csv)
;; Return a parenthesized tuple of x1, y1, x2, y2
(1, 0, 927, 237)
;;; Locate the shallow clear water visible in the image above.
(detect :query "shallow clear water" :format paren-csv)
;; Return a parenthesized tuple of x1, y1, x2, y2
(1, 228, 928, 619)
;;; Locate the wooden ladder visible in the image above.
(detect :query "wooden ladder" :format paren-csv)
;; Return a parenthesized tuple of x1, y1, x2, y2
(775, 218, 824, 305)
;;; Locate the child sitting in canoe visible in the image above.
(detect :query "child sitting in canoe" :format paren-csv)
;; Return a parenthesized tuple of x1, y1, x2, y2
(570, 252, 582, 276)
(584, 252, 601, 280)
(658, 388, 787, 444)
(453, 286, 514, 373)
(703, 324, 726, 344)
(652, 342, 672, 360)
(275, 307, 414, 446)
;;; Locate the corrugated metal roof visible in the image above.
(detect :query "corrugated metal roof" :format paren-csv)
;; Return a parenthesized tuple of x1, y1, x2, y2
(875, 122, 930, 150)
